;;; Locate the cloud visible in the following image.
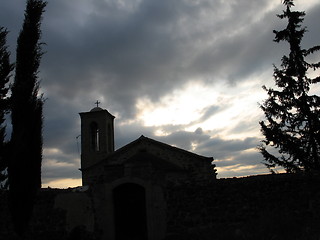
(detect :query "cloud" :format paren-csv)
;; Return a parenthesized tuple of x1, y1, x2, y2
(196, 136, 259, 158)
(1, 0, 319, 186)
(38, 0, 283, 119)
(41, 148, 81, 186)
(196, 105, 223, 124)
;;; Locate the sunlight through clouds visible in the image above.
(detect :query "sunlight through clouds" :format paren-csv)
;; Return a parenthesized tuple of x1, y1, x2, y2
(136, 76, 267, 141)
(1, 0, 319, 187)
(136, 81, 222, 127)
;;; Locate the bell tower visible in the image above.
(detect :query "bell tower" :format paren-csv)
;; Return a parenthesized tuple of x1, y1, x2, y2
(79, 104, 115, 172)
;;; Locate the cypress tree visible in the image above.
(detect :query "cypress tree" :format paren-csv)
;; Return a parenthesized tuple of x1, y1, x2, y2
(259, 0, 320, 173)
(8, 0, 46, 236)
(0, 28, 14, 189)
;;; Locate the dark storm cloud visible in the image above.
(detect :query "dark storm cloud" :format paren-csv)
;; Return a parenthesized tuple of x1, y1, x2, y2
(37, 0, 285, 119)
(114, 122, 155, 149)
(195, 136, 267, 177)
(42, 160, 80, 181)
(41, 93, 84, 155)
(159, 128, 210, 152)
(1, 0, 319, 184)
(228, 118, 261, 135)
(2, 0, 319, 116)
(302, 4, 320, 52)
(0, 0, 303, 115)
(41, 0, 203, 109)
(196, 105, 222, 124)
(196, 135, 261, 162)
(0, 1, 24, 52)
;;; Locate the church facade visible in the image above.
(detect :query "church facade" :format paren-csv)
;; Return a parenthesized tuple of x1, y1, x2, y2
(77, 106, 216, 240)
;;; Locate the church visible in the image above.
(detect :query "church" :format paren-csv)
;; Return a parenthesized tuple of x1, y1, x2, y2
(76, 105, 217, 240)
(1, 106, 318, 239)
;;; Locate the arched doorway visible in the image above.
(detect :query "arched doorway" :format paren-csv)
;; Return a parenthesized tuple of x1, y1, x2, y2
(113, 183, 148, 240)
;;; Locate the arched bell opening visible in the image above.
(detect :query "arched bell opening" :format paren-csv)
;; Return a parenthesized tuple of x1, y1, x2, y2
(90, 122, 100, 152)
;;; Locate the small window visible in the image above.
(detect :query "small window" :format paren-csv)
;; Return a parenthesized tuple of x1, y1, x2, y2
(90, 122, 100, 151)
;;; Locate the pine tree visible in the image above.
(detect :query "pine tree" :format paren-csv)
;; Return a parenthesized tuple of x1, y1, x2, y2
(259, 0, 320, 173)
(8, 0, 46, 236)
(0, 28, 14, 189)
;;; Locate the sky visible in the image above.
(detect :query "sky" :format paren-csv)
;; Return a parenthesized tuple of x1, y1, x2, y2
(1, 0, 320, 188)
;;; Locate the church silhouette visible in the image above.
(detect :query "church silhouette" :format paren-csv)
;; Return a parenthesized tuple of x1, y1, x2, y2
(77, 105, 216, 240)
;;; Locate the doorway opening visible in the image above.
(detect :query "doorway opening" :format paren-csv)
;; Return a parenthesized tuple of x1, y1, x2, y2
(113, 183, 148, 240)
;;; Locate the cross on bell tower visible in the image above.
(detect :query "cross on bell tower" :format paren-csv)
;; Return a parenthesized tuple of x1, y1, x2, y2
(95, 100, 100, 108)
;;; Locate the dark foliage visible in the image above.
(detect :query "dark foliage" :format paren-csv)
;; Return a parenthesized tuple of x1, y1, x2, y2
(0, 27, 14, 189)
(259, 0, 320, 173)
(8, 0, 47, 236)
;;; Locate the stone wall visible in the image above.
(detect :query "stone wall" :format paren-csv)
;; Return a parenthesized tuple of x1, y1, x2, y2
(1, 173, 320, 240)
(165, 173, 320, 240)
(0, 188, 68, 240)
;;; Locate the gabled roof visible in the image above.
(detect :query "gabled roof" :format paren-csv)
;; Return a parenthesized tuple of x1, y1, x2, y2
(82, 135, 213, 171)
(110, 135, 213, 161)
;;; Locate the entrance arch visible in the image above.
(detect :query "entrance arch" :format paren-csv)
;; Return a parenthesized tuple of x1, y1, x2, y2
(113, 183, 148, 240)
